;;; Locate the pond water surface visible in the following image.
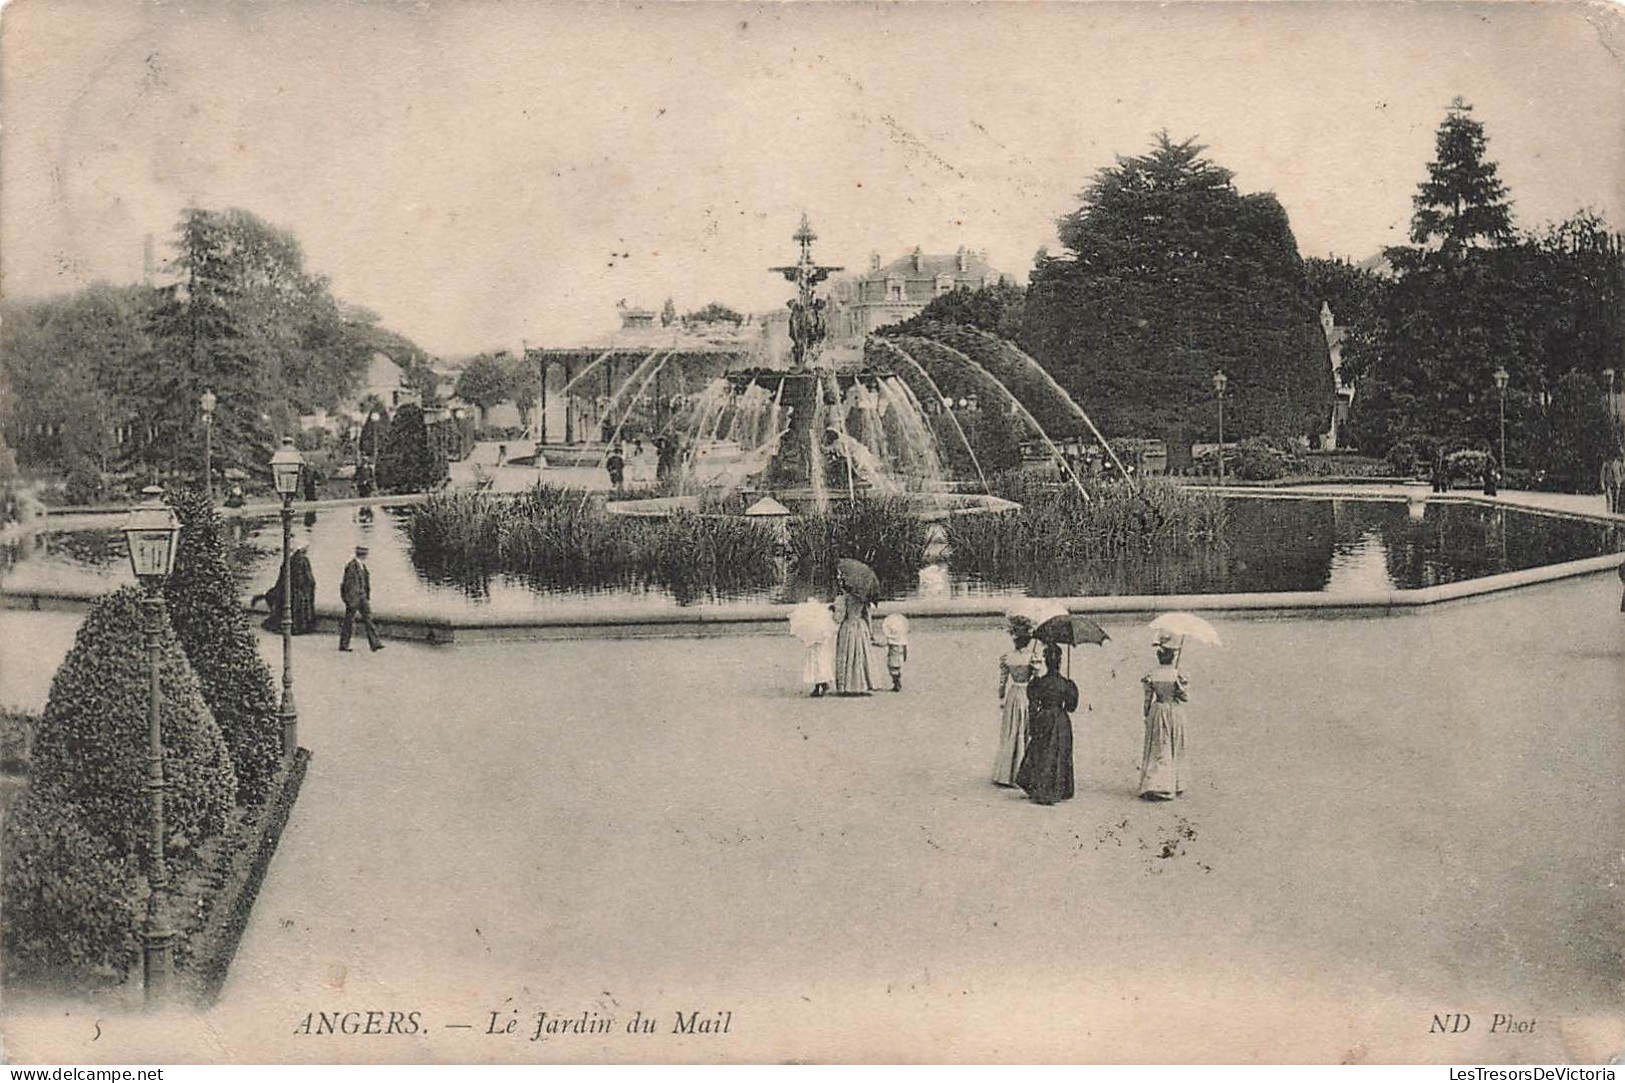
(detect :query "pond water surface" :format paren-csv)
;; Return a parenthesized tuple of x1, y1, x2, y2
(6, 496, 1622, 617)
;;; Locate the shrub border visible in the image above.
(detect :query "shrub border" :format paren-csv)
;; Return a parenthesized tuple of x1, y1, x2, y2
(182, 747, 311, 1006)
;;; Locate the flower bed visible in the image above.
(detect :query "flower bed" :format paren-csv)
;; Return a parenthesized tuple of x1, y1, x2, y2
(182, 748, 310, 1004)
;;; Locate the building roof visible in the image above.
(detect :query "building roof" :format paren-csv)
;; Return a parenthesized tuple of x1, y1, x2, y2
(866, 248, 999, 282)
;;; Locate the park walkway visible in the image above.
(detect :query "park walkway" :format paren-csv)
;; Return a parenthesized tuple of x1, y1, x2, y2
(1, 571, 1621, 1063)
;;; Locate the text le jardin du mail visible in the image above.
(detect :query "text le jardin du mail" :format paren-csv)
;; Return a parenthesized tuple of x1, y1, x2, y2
(487, 1008, 733, 1041)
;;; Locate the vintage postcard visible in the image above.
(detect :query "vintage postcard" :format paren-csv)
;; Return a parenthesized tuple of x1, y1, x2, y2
(1, 0, 1623, 1067)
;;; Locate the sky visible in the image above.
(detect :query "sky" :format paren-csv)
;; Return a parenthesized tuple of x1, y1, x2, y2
(3, 1, 1623, 356)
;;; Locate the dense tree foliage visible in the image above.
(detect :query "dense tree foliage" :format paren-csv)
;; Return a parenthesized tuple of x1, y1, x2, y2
(878, 282, 1027, 341)
(1302, 257, 1384, 328)
(1018, 133, 1333, 445)
(1341, 100, 1624, 488)
(683, 302, 745, 326)
(164, 489, 283, 804)
(505, 354, 542, 427)
(454, 354, 512, 418)
(0, 208, 432, 487)
(0, 284, 156, 476)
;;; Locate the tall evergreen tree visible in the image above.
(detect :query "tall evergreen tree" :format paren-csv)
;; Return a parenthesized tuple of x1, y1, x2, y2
(1410, 97, 1513, 251)
(136, 209, 275, 479)
(1343, 100, 1521, 452)
(1019, 133, 1332, 443)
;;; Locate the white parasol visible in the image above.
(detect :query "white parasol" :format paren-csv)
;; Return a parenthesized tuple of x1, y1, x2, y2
(788, 599, 836, 645)
(880, 612, 910, 644)
(1006, 597, 1068, 628)
(1149, 611, 1223, 664)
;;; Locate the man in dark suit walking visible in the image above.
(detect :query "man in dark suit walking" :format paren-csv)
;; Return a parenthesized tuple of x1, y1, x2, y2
(339, 544, 385, 652)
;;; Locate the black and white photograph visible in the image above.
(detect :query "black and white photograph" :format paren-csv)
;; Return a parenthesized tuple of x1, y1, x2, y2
(1, 0, 1623, 1067)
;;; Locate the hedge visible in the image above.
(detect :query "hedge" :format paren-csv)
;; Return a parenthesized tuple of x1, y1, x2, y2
(31, 586, 237, 858)
(165, 489, 283, 804)
(2, 792, 141, 985)
(1, 709, 36, 774)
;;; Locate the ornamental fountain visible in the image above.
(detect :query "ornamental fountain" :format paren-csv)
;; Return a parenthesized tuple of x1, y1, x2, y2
(607, 215, 1019, 519)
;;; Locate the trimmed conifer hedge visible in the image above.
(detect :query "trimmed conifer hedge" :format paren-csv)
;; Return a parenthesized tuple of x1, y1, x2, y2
(378, 403, 446, 494)
(1, 792, 141, 984)
(30, 586, 237, 858)
(165, 489, 283, 804)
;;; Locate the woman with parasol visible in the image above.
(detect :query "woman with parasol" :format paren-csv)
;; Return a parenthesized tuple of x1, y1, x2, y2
(1016, 643, 1079, 805)
(992, 614, 1041, 787)
(1138, 613, 1218, 800)
(1139, 632, 1189, 800)
(831, 558, 878, 695)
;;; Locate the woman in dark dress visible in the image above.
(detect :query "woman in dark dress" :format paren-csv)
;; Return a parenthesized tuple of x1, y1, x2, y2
(290, 545, 318, 634)
(253, 545, 318, 634)
(1016, 643, 1078, 805)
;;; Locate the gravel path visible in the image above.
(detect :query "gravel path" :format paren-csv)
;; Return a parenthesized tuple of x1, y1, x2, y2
(2, 573, 1621, 1063)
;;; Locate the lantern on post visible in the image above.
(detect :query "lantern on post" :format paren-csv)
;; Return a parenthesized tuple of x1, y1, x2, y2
(1493, 366, 1510, 471)
(270, 438, 304, 757)
(1212, 370, 1229, 486)
(120, 485, 181, 1007)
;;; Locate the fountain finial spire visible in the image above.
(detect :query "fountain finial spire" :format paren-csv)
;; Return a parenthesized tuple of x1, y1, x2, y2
(794, 212, 818, 254)
(771, 214, 842, 370)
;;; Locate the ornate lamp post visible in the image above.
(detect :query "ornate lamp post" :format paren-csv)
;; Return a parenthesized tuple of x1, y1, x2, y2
(1212, 370, 1229, 486)
(121, 486, 181, 1008)
(199, 390, 217, 502)
(1493, 366, 1510, 471)
(270, 438, 304, 759)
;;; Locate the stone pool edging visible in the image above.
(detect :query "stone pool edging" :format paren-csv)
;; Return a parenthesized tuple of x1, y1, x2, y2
(5, 551, 1620, 642)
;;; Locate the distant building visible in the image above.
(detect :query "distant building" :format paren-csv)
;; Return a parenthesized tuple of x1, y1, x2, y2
(827, 246, 1007, 339)
(527, 305, 762, 444)
(354, 351, 422, 413)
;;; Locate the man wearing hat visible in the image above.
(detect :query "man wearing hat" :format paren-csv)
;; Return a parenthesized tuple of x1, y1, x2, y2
(339, 543, 384, 652)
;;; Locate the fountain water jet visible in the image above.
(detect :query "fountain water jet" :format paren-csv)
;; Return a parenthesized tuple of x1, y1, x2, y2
(577, 348, 678, 512)
(897, 335, 1095, 504)
(961, 327, 1139, 493)
(873, 338, 992, 497)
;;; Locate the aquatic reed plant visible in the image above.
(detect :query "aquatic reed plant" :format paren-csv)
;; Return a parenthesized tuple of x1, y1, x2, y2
(405, 484, 779, 597)
(786, 494, 929, 595)
(946, 473, 1228, 583)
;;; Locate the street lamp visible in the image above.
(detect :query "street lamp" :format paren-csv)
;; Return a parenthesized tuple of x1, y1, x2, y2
(199, 390, 217, 502)
(121, 485, 180, 1008)
(1493, 366, 1510, 472)
(270, 438, 304, 759)
(1212, 370, 1229, 486)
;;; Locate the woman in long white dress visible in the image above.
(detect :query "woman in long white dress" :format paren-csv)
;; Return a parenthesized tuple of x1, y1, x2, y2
(993, 618, 1041, 786)
(1139, 633, 1189, 800)
(803, 605, 836, 697)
